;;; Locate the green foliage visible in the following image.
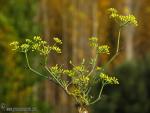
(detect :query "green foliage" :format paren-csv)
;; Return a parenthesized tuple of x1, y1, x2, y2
(0, 1, 52, 113)
(9, 8, 138, 110)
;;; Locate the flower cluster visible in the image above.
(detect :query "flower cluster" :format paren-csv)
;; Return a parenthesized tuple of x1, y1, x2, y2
(63, 69, 75, 77)
(49, 64, 64, 75)
(33, 36, 42, 41)
(73, 65, 87, 74)
(53, 37, 62, 44)
(97, 45, 110, 54)
(9, 41, 19, 51)
(50, 46, 61, 53)
(108, 8, 138, 26)
(10, 36, 62, 55)
(20, 44, 30, 52)
(89, 37, 110, 54)
(63, 63, 88, 77)
(99, 73, 119, 84)
(73, 75, 90, 88)
(89, 37, 98, 47)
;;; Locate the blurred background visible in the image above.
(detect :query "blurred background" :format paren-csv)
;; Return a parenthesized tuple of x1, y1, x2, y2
(0, 0, 150, 113)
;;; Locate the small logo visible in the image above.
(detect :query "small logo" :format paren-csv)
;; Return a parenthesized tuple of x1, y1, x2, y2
(0, 103, 37, 112)
(1, 103, 6, 111)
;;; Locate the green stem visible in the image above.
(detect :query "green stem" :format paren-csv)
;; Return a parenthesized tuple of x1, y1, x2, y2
(87, 53, 98, 77)
(45, 66, 64, 88)
(90, 27, 122, 103)
(116, 28, 121, 53)
(99, 27, 122, 72)
(25, 52, 48, 79)
(44, 56, 48, 66)
(103, 52, 119, 70)
(120, 21, 130, 28)
(89, 83, 105, 105)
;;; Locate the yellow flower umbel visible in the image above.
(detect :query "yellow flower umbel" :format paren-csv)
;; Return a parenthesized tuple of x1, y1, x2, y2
(9, 41, 20, 51)
(100, 73, 119, 85)
(108, 8, 138, 27)
(9, 36, 62, 55)
(89, 37, 110, 54)
(53, 37, 62, 44)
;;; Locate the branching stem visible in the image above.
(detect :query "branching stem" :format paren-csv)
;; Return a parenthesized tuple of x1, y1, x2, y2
(45, 66, 64, 88)
(99, 27, 122, 72)
(89, 83, 105, 105)
(25, 52, 48, 79)
(87, 53, 98, 77)
(90, 27, 122, 104)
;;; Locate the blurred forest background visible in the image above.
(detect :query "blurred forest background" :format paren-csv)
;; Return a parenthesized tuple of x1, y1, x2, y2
(0, 0, 150, 113)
